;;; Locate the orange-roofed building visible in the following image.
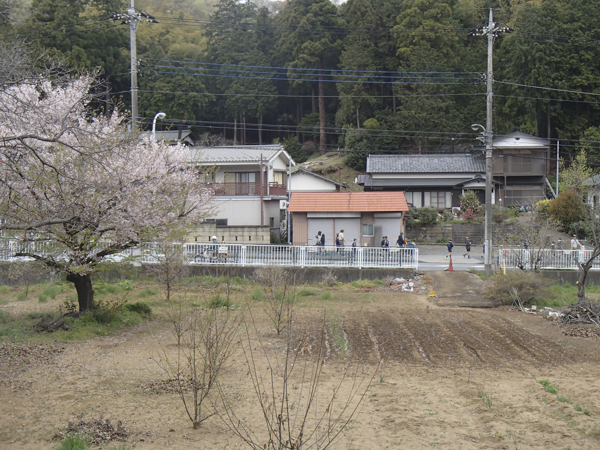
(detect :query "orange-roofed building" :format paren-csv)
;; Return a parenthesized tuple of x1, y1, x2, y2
(288, 192, 409, 246)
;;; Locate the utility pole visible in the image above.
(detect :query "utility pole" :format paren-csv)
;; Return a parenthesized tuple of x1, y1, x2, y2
(111, 1, 157, 130)
(469, 8, 512, 275)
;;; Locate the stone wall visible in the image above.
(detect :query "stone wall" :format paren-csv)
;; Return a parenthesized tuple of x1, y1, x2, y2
(406, 223, 485, 244)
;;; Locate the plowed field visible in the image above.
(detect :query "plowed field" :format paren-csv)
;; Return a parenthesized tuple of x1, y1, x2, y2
(1, 273, 600, 449)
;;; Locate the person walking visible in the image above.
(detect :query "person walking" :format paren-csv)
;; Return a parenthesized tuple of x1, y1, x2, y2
(338, 229, 345, 246)
(352, 238, 357, 260)
(571, 234, 581, 264)
(396, 234, 405, 248)
(315, 231, 322, 246)
(445, 239, 454, 259)
(463, 236, 471, 259)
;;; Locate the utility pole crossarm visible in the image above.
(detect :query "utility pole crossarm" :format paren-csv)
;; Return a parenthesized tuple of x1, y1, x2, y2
(110, 1, 158, 130)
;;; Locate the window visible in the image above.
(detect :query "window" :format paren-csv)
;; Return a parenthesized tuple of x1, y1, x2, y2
(273, 172, 284, 185)
(216, 219, 228, 226)
(269, 217, 275, 228)
(430, 192, 446, 208)
(362, 224, 374, 236)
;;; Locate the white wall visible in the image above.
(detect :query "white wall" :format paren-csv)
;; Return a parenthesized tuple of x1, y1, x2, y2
(291, 172, 338, 192)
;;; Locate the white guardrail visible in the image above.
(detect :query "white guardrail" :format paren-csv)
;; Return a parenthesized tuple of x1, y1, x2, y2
(0, 241, 419, 270)
(500, 248, 600, 270)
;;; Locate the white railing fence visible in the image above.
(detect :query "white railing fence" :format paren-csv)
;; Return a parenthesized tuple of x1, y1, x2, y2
(0, 240, 418, 270)
(500, 248, 600, 270)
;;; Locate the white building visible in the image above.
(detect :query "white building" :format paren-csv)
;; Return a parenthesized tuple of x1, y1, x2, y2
(186, 145, 294, 242)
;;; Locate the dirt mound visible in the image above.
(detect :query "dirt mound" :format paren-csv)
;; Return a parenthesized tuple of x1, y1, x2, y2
(427, 270, 498, 308)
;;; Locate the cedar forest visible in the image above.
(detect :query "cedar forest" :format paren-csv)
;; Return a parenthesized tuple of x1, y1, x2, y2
(2, 0, 600, 170)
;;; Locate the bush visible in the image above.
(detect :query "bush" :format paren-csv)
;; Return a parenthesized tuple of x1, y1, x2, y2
(251, 287, 265, 301)
(535, 199, 553, 215)
(0, 310, 10, 324)
(441, 210, 453, 222)
(482, 271, 550, 305)
(547, 189, 588, 232)
(459, 190, 481, 215)
(414, 207, 439, 225)
(492, 205, 510, 223)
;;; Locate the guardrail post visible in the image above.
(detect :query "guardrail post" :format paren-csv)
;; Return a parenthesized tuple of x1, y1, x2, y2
(300, 246, 305, 268)
(357, 247, 363, 269)
(241, 245, 246, 266)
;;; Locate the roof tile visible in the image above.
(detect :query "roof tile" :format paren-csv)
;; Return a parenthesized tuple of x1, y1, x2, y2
(367, 154, 485, 173)
(289, 192, 408, 212)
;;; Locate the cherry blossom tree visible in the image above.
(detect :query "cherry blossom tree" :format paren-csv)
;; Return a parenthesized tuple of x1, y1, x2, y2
(0, 73, 212, 311)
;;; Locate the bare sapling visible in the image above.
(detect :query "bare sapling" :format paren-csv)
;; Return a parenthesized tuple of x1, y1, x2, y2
(253, 265, 296, 335)
(145, 241, 190, 302)
(154, 296, 241, 429)
(217, 304, 377, 449)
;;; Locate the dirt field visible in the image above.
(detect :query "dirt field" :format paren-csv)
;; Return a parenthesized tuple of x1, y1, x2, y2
(1, 272, 600, 449)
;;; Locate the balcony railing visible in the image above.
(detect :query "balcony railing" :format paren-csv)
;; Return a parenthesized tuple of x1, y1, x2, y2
(207, 182, 287, 197)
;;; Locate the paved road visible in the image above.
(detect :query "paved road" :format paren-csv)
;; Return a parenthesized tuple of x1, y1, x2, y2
(416, 244, 485, 272)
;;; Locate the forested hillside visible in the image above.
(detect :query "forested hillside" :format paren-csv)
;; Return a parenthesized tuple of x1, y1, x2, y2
(2, 0, 600, 169)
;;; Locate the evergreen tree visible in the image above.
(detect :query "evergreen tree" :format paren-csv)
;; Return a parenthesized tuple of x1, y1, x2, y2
(274, 0, 347, 154)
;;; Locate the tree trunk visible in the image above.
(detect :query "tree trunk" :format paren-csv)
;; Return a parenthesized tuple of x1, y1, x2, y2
(318, 62, 326, 155)
(578, 247, 600, 303)
(66, 272, 94, 311)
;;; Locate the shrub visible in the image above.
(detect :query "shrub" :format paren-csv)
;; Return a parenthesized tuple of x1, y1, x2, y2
(0, 285, 9, 294)
(482, 270, 550, 305)
(38, 293, 48, 303)
(492, 205, 510, 223)
(124, 302, 153, 316)
(321, 269, 337, 287)
(441, 210, 453, 222)
(459, 190, 481, 215)
(547, 189, 588, 232)
(535, 199, 553, 215)
(297, 288, 317, 297)
(414, 207, 439, 225)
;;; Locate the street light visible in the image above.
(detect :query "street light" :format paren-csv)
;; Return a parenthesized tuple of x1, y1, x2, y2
(152, 112, 166, 141)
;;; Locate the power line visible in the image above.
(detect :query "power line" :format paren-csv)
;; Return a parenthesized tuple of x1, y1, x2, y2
(496, 80, 600, 97)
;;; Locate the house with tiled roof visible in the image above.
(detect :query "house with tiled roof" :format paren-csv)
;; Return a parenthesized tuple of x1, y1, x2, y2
(290, 167, 347, 192)
(288, 192, 409, 246)
(358, 154, 487, 209)
(358, 131, 550, 209)
(186, 145, 294, 242)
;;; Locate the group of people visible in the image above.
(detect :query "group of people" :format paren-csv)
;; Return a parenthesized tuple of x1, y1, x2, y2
(314, 231, 415, 249)
(315, 230, 358, 249)
(445, 236, 474, 259)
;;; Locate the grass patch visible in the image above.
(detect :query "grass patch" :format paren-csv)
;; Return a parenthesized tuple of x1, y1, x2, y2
(557, 396, 571, 403)
(38, 293, 49, 303)
(349, 279, 382, 289)
(574, 403, 583, 412)
(328, 309, 347, 355)
(0, 298, 8, 305)
(251, 287, 264, 301)
(137, 287, 158, 298)
(55, 433, 91, 450)
(123, 301, 152, 316)
(0, 310, 10, 324)
(208, 295, 231, 309)
(478, 388, 493, 411)
(467, 268, 487, 280)
(297, 288, 317, 297)
(0, 285, 9, 294)
(42, 287, 58, 299)
(540, 380, 558, 395)
(16, 292, 27, 301)
(320, 291, 332, 300)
